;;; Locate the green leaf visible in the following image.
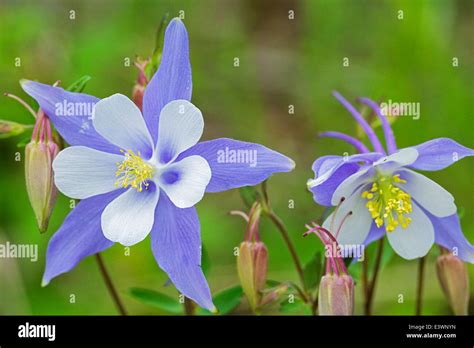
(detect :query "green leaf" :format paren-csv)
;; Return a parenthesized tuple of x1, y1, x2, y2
(129, 287, 183, 314)
(145, 14, 170, 80)
(266, 279, 281, 287)
(302, 251, 323, 291)
(66, 76, 92, 93)
(279, 297, 312, 315)
(201, 244, 210, 276)
(239, 186, 261, 209)
(197, 285, 243, 315)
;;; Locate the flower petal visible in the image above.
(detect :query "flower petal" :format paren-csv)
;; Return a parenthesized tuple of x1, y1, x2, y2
(53, 146, 123, 199)
(157, 155, 211, 208)
(419, 206, 474, 263)
(330, 166, 375, 206)
(150, 193, 214, 310)
(143, 18, 192, 144)
(397, 169, 456, 217)
(177, 138, 295, 192)
(386, 201, 434, 260)
(101, 184, 159, 246)
(307, 153, 381, 206)
(323, 186, 373, 246)
(155, 100, 204, 164)
(409, 138, 474, 171)
(372, 147, 418, 173)
(21, 80, 119, 153)
(92, 94, 154, 158)
(42, 190, 123, 285)
(362, 222, 385, 246)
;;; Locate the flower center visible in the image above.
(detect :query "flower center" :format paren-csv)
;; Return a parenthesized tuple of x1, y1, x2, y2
(115, 149, 154, 192)
(361, 173, 412, 233)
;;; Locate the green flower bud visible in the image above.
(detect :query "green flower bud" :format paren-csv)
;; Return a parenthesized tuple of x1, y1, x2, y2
(0, 120, 28, 139)
(25, 116, 59, 233)
(319, 274, 354, 315)
(436, 254, 470, 315)
(237, 241, 268, 312)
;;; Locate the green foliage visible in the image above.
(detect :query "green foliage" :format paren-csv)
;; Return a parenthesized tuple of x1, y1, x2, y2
(129, 287, 183, 314)
(239, 186, 261, 209)
(197, 285, 243, 315)
(302, 251, 323, 291)
(66, 75, 92, 93)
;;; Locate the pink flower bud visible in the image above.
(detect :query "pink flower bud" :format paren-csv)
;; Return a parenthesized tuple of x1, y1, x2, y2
(25, 114, 59, 232)
(319, 274, 354, 315)
(436, 253, 470, 315)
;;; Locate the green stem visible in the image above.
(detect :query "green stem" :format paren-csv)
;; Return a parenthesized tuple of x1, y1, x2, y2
(267, 210, 306, 289)
(416, 256, 426, 316)
(364, 238, 384, 315)
(95, 254, 127, 316)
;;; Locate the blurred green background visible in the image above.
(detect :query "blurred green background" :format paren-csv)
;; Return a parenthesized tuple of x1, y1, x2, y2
(0, 0, 473, 315)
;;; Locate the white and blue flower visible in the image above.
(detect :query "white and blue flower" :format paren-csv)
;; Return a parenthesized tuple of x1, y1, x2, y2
(308, 92, 474, 261)
(22, 19, 294, 310)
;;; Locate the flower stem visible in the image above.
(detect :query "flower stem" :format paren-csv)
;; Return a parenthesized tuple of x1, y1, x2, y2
(415, 256, 426, 316)
(183, 297, 195, 316)
(364, 238, 384, 315)
(267, 210, 305, 289)
(95, 254, 127, 316)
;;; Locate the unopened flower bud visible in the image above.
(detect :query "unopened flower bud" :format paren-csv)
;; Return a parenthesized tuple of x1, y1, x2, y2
(132, 58, 149, 111)
(304, 223, 354, 316)
(237, 240, 268, 312)
(0, 120, 27, 139)
(25, 114, 59, 232)
(436, 253, 470, 315)
(319, 274, 354, 315)
(236, 202, 268, 312)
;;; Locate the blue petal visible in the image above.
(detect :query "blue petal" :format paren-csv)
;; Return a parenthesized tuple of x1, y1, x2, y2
(420, 206, 474, 263)
(42, 189, 124, 285)
(177, 138, 295, 193)
(307, 153, 382, 206)
(21, 80, 119, 154)
(150, 193, 214, 310)
(409, 138, 474, 171)
(143, 18, 192, 144)
(362, 221, 385, 247)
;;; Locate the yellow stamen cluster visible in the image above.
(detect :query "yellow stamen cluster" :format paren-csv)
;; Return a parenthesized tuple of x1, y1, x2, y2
(361, 174, 412, 233)
(115, 149, 154, 192)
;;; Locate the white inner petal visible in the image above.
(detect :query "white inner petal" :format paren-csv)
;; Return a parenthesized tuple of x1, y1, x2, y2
(323, 186, 373, 246)
(331, 166, 373, 205)
(101, 187, 160, 246)
(386, 201, 434, 260)
(155, 100, 204, 164)
(53, 146, 122, 199)
(92, 94, 154, 155)
(157, 155, 211, 208)
(396, 169, 456, 217)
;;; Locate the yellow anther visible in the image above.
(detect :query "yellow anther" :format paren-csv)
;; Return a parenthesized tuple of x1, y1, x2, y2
(361, 173, 412, 233)
(115, 149, 154, 192)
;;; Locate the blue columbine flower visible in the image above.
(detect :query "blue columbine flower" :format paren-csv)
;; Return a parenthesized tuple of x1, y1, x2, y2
(21, 18, 294, 310)
(307, 91, 474, 261)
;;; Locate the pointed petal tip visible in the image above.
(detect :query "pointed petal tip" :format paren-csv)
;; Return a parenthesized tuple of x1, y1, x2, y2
(41, 278, 50, 287)
(19, 78, 30, 87)
(210, 306, 219, 314)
